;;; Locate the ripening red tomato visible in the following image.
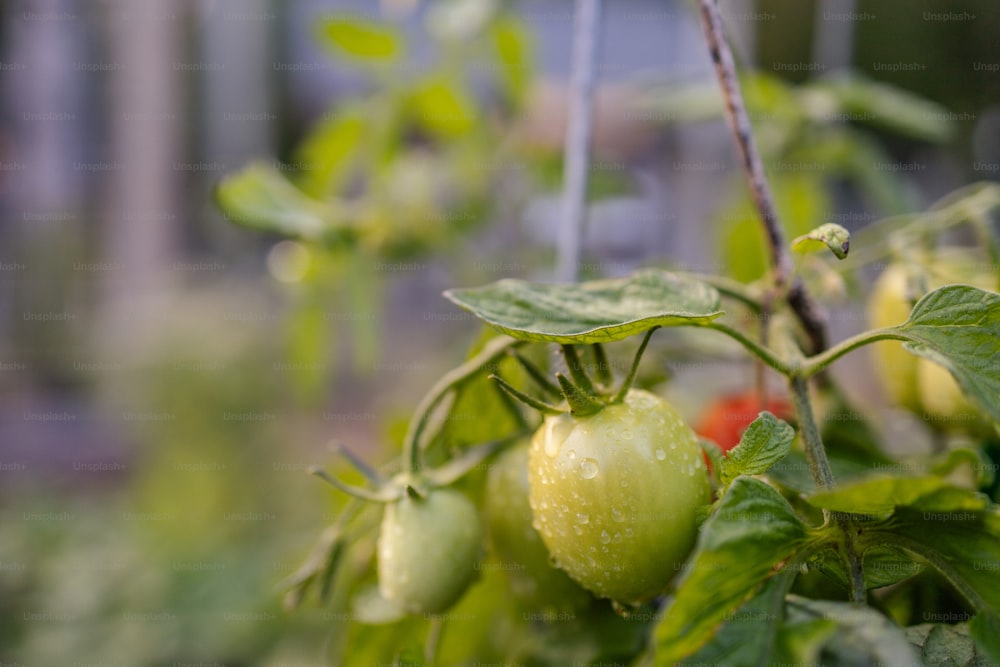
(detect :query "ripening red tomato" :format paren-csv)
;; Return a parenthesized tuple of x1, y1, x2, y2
(695, 391, 794, 453)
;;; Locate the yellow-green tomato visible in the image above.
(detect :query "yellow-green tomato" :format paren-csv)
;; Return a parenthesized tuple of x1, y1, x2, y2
(868, 256, 995, 431)
(377, 488, 482, 614)
(868, 263, 923, 412)
(528, 389, 711, 604)
(485, 441, 593, 611)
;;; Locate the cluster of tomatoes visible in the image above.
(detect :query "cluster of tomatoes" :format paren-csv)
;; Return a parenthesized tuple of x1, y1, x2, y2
(373, 373, 783, 615)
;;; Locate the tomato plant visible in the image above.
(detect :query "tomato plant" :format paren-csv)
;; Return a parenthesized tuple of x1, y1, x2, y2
(215, 3, 1000, 666)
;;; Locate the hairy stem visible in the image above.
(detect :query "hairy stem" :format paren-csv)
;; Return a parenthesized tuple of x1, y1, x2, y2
(799, 328, 908, 379)
(403, 336, 522, 473)
(788, 375, 834, 489)
(695, 0, 828, 354)
(704, 322, 791, 375)
(790, 374, 866, 601)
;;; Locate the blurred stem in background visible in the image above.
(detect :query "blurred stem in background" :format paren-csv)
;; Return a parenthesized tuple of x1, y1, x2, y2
(556, 0, 602, 284)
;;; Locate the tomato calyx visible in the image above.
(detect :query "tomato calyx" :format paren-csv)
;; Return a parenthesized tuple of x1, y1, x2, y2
(309, 437, 508, 504)
(490, 327, 660, 418)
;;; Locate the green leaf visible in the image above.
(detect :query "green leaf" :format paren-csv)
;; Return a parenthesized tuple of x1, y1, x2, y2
(318, 16, 403, 62)
(720, 412, 795, 486)
(879, 504, 1000, 612)
(490, 14, 532, 107)
(784, 596, 922, 666)
(814, 73, 953, 143)
(654, 477, 809, 664)
(443, 270, 723, 344)
(214, 162, 346, 242)
(294, 105, 367, 198)
(894, 285, 1000, 424)
(932, 448, 997, 489)
(791, 223, 850, 260)
(806, 474, 988, 517)
(858, 507, 1000, 656)
(678, 573, 800, 667)
(809, 543, 923, 591)
(970, 612, 1000, 663)
(409, 77, 477, 138)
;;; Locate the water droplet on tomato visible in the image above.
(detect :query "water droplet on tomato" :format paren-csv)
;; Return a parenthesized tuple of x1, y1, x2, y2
(655, 447, 666, 461)
(576, 512, 589, 525)
(611, 507, 624, 522)
(579, 458, 599, 479)
(599, 530, 611, 544)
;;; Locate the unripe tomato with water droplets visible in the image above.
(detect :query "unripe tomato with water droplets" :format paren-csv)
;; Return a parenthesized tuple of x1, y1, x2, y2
(528, 389, 710, 604)
(377, 488, 482, 614)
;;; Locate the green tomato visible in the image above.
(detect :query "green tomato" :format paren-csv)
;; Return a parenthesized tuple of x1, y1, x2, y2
(868, 255, 995, 431)
(485, 440, 593, 611)
(868, 263, 922, 412)
(528, 389, 710, 604)
(377, 488, 482, 614)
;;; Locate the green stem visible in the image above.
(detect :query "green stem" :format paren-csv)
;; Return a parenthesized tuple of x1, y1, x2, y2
(704, 322, 792, 376)
(611, 326, 659, 403)
(798, 327, 908, 379)
(789, 375, 834, 490)
(789, 375, 867, 602)
(403, 336, 523, 474)
(678, 271, 764, 312)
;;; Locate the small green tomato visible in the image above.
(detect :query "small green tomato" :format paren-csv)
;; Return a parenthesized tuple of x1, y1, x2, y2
(377, 488, 482, 614)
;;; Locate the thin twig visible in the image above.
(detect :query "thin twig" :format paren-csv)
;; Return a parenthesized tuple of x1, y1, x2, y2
(556, 0, 603, 283)
(696, 0, 828, 355)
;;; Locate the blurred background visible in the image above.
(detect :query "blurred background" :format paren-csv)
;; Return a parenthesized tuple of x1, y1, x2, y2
(1, 0, 998, 664)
